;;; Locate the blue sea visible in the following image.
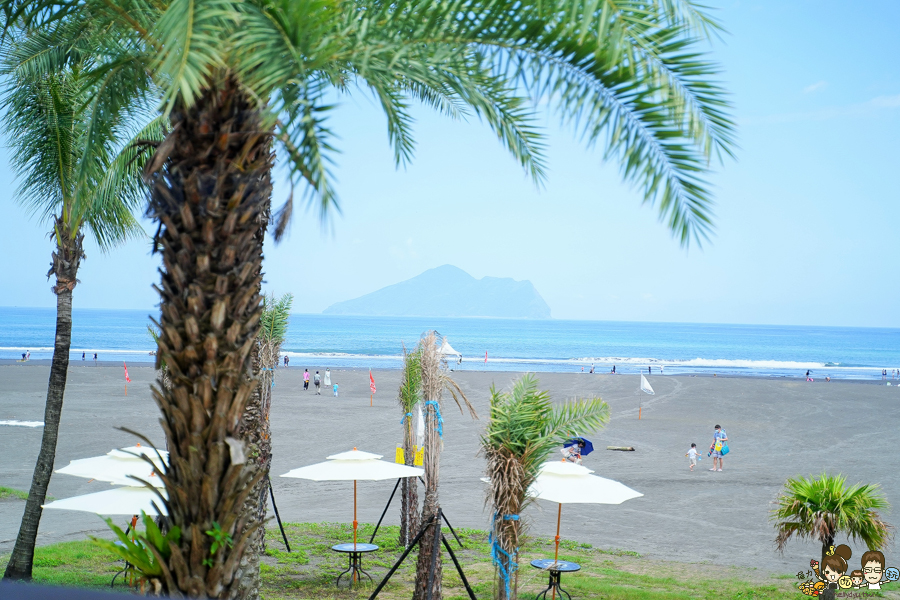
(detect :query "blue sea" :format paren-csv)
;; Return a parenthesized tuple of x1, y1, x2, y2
(1, 307, 898, 379)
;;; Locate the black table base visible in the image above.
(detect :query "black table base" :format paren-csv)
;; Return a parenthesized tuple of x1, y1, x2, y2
(337, 552, 373, 588)
(332, 543, 378, 589)
(535, 569, 573, 600)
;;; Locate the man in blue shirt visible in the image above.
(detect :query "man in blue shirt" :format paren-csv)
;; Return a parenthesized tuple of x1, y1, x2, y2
(709, 424, 728, 472)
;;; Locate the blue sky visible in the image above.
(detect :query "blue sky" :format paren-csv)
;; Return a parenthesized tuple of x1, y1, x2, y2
(1, 1, 899, 326)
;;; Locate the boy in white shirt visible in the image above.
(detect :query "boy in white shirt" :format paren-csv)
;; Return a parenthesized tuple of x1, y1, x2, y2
(685, 443, 700, 471)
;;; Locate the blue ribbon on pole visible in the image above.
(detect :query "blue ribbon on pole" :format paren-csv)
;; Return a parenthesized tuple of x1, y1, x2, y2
(489, 513, 519, 599)
(400, 412, 413, 424)
(424, 401, 443, 438)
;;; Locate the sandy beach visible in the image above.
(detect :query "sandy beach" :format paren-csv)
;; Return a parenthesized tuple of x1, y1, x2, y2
(1, 363, 898, 576)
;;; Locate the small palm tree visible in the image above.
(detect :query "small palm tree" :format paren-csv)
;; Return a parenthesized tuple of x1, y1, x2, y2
(0, 30, 157, 580)
(772, 473, 892, 569)
(482, 375, 609, 600)
(236, 293, 293, 597)
(398, 345, 423, 547)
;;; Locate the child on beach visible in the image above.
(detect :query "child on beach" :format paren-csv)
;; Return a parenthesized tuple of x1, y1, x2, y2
(685, 443, 701, 471)
(333, 383, 339, 397)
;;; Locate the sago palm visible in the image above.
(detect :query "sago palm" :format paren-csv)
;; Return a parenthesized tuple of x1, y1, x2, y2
(482, 374, 609, 600)
(1, 0, 735, 595)
(772, 473, 892, 569)
(398, 344, 423, 547)
(0, 30, 157, 580)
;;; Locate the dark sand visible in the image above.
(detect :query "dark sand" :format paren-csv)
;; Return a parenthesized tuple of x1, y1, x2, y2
(2, 364, 898, 576)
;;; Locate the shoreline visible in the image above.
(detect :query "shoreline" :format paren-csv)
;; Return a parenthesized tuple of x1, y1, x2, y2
(0, 359, 894, 383)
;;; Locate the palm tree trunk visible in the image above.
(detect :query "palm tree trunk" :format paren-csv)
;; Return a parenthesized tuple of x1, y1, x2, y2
(235, 340, 274, 600)
(233, 168, 273, 600)
(4, 223, 83, 581)
(414, 401, 442, 600)
(400, 418, 419, 547)
(146, 76, 273, 598)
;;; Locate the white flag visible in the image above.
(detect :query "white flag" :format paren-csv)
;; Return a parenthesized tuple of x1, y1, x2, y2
(640, 375, 655, 395)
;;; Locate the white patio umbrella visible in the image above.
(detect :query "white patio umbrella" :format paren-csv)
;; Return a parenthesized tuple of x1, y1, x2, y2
(42, 486, 167, 516)
(56, 445, 168, 488)
(529, 461, 642, 565)
(281, 448, 424, 547)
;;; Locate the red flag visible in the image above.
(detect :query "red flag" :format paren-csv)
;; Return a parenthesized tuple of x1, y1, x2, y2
(124, 362, 131, 383)
(369, 370, 376, 394)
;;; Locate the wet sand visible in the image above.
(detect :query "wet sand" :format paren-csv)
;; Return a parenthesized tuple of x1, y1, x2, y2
(1, 363, 898, 575)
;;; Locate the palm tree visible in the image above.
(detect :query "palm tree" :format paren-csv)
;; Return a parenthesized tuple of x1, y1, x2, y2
(0, 0, 735, 594)
(414, 331, 477, 600)
(482, 375, 609, 600)
(398, 345, 423, 548)
(236, 293, 293, 598)
(0, 30, 157, 580)
(772, 473, 892, 571)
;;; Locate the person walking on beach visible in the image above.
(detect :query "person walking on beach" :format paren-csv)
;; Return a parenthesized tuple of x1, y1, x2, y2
(590, 363, 594, 374)
(333, 383, 339, 397)
(324, 368, 331, 388)
(648, 366, 651, 375)
(611, 365, 616, 374)
(82, 352, 85, 361)
(93, 353, 97, 364)
(708, 424, 727, 472)
(303, 368, 310, 391)
(284, 355, 289, 368)
(685, 443, 700, 471)
(314, 371, 321, 394)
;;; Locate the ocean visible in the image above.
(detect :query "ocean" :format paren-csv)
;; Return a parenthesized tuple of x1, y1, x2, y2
(1, 307, 898, 380)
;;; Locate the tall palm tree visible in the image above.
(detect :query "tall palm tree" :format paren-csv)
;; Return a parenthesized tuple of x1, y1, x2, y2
(772, 473, 892, 571)
(398, 344, 423, 548)
(0, 0, 735, 594)
(0, 30, 157, 580)
(414, 331, 477, 600)
(482, 375, 609, 600)
(236, 293, 293, 598)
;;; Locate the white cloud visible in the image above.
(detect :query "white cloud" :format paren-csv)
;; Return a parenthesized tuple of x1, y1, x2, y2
(803, 81, 827, 94)
(870, 94, 900, 108)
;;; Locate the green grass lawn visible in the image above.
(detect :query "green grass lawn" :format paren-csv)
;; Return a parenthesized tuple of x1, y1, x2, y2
(0, 486, 29, 500)
(3, 522, 894, 599)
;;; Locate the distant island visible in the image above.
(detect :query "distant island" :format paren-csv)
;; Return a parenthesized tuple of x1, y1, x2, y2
(323, 265, 551, 319)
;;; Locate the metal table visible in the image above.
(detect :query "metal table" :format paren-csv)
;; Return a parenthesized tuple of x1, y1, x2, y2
(331, 543, 378, 587)
(531, 558, 581, 600)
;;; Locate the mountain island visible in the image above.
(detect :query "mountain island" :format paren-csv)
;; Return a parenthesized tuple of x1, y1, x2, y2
(323, 265, 551, 319)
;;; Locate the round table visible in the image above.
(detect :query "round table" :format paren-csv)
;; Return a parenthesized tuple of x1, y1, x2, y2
(530, 559, 581, 600)
(331, 543, 379, 588)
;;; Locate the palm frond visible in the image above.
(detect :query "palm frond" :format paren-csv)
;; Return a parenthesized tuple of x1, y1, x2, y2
(771, 473, 893, 554)
(259, 293, 293, 345)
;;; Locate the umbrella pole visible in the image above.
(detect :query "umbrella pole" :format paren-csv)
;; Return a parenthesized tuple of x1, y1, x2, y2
(353, 480, 358, 550)
(552, 503, 562, 600)
(553, 503, 561, 563)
